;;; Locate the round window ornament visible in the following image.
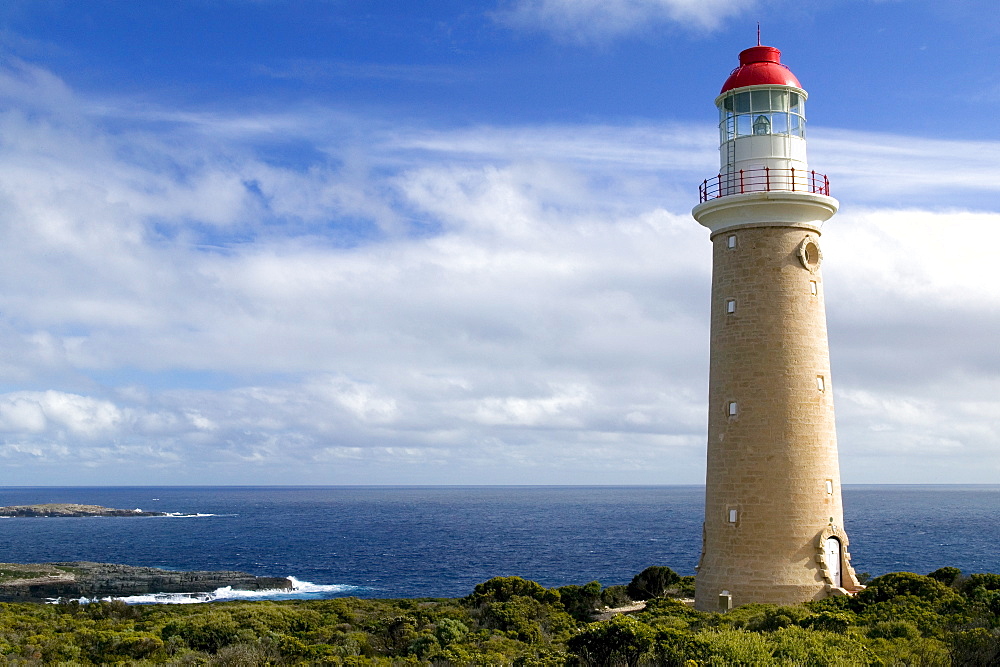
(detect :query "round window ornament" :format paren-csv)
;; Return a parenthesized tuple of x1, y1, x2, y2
(798, 236, 822, 272)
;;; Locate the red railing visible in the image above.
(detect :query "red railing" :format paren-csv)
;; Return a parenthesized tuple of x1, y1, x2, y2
(698, 167, 831, 203)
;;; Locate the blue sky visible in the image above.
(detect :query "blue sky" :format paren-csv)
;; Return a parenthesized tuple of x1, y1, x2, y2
(0, 0, 998, 485)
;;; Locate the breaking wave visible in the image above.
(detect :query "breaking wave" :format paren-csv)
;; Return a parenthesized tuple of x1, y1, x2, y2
(52, 577, 368, 605)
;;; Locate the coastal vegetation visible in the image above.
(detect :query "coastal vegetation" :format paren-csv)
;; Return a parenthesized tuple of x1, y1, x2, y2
(0, 566, 998, 664)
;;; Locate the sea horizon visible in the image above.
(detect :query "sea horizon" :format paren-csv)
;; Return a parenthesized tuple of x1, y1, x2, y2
(3, 482, 996, 488)
(1, 485, 997, 603)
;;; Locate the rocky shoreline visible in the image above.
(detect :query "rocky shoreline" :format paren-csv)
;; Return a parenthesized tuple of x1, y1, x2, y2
(0, 503, 168, 518)
(0, 562, 292, 602)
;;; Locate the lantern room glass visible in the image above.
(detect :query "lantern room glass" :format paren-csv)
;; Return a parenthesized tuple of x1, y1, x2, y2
(719, 88, 805, 143)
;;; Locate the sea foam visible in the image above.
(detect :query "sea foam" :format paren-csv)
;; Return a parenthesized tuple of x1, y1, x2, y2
(51, 577, 366, 605)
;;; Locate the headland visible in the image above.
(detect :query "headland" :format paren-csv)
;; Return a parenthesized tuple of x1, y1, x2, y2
(0, 562, 292, 602)
(0, 503, 168, 518)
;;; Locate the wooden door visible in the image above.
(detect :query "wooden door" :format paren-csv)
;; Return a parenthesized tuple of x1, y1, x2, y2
(825, 537, 842, 587)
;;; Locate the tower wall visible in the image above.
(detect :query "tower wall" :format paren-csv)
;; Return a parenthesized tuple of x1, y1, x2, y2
(694, 220, 857, 610)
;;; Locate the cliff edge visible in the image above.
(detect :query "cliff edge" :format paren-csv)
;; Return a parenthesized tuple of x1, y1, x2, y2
(0, 562, 292, 602)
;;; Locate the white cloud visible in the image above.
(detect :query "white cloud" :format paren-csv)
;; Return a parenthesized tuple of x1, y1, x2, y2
(0, 391, 122, 439)
(495, 0, 757, 40)
(0, 59, 998, 483)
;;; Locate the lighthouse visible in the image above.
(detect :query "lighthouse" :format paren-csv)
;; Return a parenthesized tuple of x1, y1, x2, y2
(691, 44, 862, 611)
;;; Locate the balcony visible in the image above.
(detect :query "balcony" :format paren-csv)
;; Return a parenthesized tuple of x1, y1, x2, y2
(699, 167, 831, 203)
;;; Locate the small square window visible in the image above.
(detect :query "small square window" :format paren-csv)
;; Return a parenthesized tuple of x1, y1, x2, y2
(726, 299, 736, 314)
(817, 376, 825, 392)
(810, 281, 818, 296)
(727, 234, 737, 249)
(728, 401, 738, 417)
(728, 509, 738, 523)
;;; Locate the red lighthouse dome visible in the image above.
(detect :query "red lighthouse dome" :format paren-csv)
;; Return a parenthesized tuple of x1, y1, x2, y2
(720, 45, 801, 93)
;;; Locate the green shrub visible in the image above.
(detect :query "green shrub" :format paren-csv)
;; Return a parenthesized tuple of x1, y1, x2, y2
(481, 595, 574, 644)
(466, 576, 561, 606)
(568, 615, 654, 667)
(744, 605, 813, 632)
(637, 597, 707, 627)
(770, 625, 870, 665)
(685, 628, 773, 664)
(799, 610, 855, 633)
(717, 603, 809, 631)
(962, 573, 1000, 593)
(407, 632, 441, 659)
(651, 626, 707, 666)
(868, 619, 921, 639)
(866, 635, 950, 666)
(600, 585, 632, 609)
(367, 614, 417, 654)
(558, 581, 603, 621)
(160, 611, 242, 653)
(949, 627, 1000, 666)
(213, 640, 284, 665)
(675, 575, 696, 598)
(626, 566, 681, 601)
(434, 617, 469, 645)
(855, 572, 960, 606)
(858, 595, 955, 639)
(929, 566, 962, 587)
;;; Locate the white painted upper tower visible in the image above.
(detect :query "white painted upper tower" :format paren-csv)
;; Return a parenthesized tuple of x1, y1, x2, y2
(692, 43, 861, 611)
(694, 44, 838, 234)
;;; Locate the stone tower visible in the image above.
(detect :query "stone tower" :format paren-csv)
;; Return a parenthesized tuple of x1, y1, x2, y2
(691, 44, 862, 611)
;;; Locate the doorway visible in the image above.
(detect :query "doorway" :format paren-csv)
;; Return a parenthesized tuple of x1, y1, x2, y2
(825, 536, 842, 587)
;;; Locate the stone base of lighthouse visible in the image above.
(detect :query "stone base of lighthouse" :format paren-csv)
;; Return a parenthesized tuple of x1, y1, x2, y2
(692, 194, 862, 611)
(696, 520, 860, 611)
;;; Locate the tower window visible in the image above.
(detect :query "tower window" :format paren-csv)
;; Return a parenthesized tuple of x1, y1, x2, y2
(826, 480, 834, 495)
(727, 234, 737, 249)
(810, 280, 818, 296)
(798, 236, 823, 271)
(728, 509, 738, 523)
(817, 376, 825, 392)
(726, 299, 736, 314)
(727, 401, 738, 417)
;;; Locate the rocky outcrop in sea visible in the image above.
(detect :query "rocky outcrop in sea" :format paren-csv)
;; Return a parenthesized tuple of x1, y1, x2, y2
(0, 503, 168, 518)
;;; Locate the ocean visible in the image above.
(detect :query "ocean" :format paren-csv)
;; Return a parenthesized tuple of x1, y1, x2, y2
(0, 485, 997, 603)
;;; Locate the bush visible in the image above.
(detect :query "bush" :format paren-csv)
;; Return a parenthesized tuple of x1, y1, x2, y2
(949, 628, 1000, 666)
(160, 611, 242, 653)
(626, 566, 681, 601)
(650, 626, 703, 666)
(855, 572, 960, 606)
(675, 575, 696, 598)
(568, 615, 654, 667)
(961, 572, 1000, 596)
(213, 640, 284, 665)
(770, 625, 870, 664)
(868, 619, 921, 639)
(800, 610, 855, 633)
(558, 581, 603, 621)
(929, 566, 962, 587)
(684, 628, 773, 664)
(600, 585, 632, 609)
(481, 595, 574, 644)
(466, 576, 560, 606)
(866, 636, 950, 666)
(637, 597, 707, 628)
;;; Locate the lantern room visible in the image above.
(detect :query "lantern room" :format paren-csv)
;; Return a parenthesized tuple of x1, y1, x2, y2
(718, 86, 805, 144)
(698, 44, 831, 203)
